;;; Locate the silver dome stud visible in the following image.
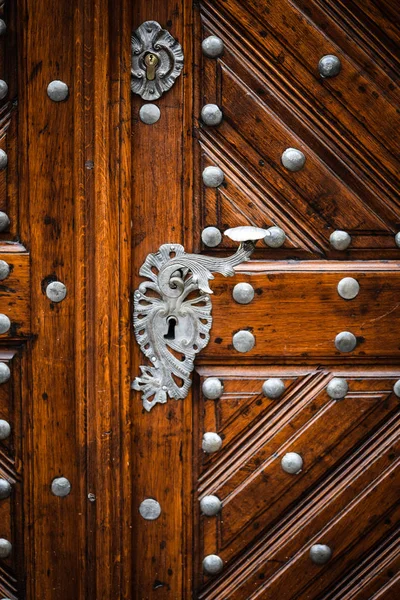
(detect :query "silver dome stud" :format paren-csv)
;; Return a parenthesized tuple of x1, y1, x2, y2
(139, 498, 161, 520)
(202, 166, 225, 188)
(393, 380, 400, 397)
(330, 230, 351, 250)
(0, 314, 10, 335)
(47, 80, 69, 102)
(0, 211, 10, 232)
(203, 554, 224, 575)
(201, 104, 223, 126)
(200, 495, 222, 516)
(0, 538, 12, 558)
(202, 377, 223, 400)
(327, 377, 348, 399)
(202, 35, 224, 58)
(263, 226, 286, 248)
(232, 282, 255, 305)
(0, 479, 12, 500)
(310, 544, 333, 564)
(395, 232, 400, 248)
(139, 103, 161, 124)
(0, 260, 10, 280)
(0, 150, 8, 171)
(0, 362, 10, 384)
(0, 80, 8, 100)
(318, 55, 341, 78)
(0, 419, 11, 440)
(335, 331, 357, 353)
(281, 148, 306, 172)
(337, 277, 360, 300)
(232, 330, 255, 353)
(0, 19, 6, 36)
(51, 477, 71, 497)
(262, 378, 285, 399)
(281, 452, 303, 474)
(46, 281, 67, 303)
(201, 226, 222, 247)
(202, 432, 222, 454)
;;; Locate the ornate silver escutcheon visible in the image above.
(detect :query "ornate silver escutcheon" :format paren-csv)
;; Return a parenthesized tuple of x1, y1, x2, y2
(131, 20, 184, 101)
(132, 227, 267, 411)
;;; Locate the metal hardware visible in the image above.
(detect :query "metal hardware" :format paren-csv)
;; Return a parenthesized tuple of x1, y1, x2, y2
(310, 544, 332, 564)
(281, 452, 303, 474)
(262, 378, 285, 399)
(393, 380, 400, 397)
(202, 35, 224, 58)
(232, 330, 255, 353)
(327, 377, 348, 399)
(395, 232, 400, 248)
(200, 495, 222, 516)
(0, 80, 8, 100)
(0, 314, 10, 335)
(202, 432, 222, 454)
(0, 538, 11, 559)
(0, 419, 11, 440)
(201, 104, 223, 126)
(0, 211, 10, 232)
(0, 260, 9, 280)
(0, 479, 11, 500)
(139, 103, 160, 124)
(0, 362, 10, 384)
(139, 498, 161, 520)
(0, 19, 6, 36)
(46, 281, 67, 303)
(132, 226, 267, 411)
(318, 55, 341, 78)
(202, 166, 224, 188)
(131, 21, 184, 101)
(201, 226, 222, 247)
(203, 554, 224, 575)
(0, 149, 8, 170)
(47, 80, 69, 102)
(335, 331, 357, 353)
(263, 226, 286, 248)
(337, 277, 359, 300)
(281, 148, 306, 172)
(330, 230, 351, 250)
(202, 377, 223, 400)
(232, 282, 254, 305)
(51, 477, 71, 497)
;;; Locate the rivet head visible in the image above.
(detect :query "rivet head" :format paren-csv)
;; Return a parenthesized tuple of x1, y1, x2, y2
(337, 277, 360, 300)
(395, 232, 400, 248)
(330, 230, 351, 250)
(46, 281, 67, 303)
(202, 35, 224, 58)
(202, 432, 222, 454)
(0, 19, 6, 36)
(202, 166, 224, 188)
(0, 211, 10, 232)
(281, 452, 303, 474)
(0, 80, 8, 100)
(0, 260, 10, 280)
(281, 148, 306, 172)
(0, 479, 12, 500)
(0, 362, 10, 384)
(232, 282, 255, 305)
(0, 538, 12, 558)
(201, 104, 223, 126)
(232, 330, 255, 353)
(327, 377, 348, 399)
(310, 544, 332, 564)
(318, 55, 341, 78)
(393, 380, 400, 397)
(203, 554, 224, 575)
(263, 226, 286, 248)
(139, 498, 161, 520)
(0, 150, 8, 171)
(139, 103, 161, 124)
(201, 226, 222, 247)
(202, 377, 223, 400)
(0, 314, 11, 335)
(51, 477, 71, 497)
(335, 331, 357, 353)
(262, 378, 285, 399)
(0, 419, 11, 440)
(200, 495, 222, 516)
(47, 80, 69, 102)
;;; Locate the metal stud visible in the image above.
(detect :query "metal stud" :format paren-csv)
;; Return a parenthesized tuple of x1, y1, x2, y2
(202, 377, 223, 400)
(202, 166, 224, 188)
(262, 378, 285, 399)
(232, 282, 254, 305)
(0, 212, 10, 232)
(0, 150, 8, 171)
(139, 103, 161, 125)
(335, 331, 357, 353)
(0, 479, 11, 500)
(201, 104, 223, 126)
(46, 281, 67, 303)
(327, 377, 348, 399)
(201, 226, 222, 248)
(0, 419, 11, 440)
(337, 277, 360, 300)
(47, 80, 69, 102)
(232, 330, 255, 353)
(0, 362, 10, 384)
(0, 538, 12, 559)
(395, 232, 400, 248)
(281, 452, 303, 474)
(393, 380, 400, 397)
(0, 19, 6, 36)
(0, 314, 10, 335)
(263, 226, 286, 248)
(330, 230, 351, 250)
(139, 498, 161, 520)
(51, 477, 71, 497)
(309, 544, 332, 564)
(281, 148, 306, 172)
(0, 80, 8, 100)
(0, 260, 10, 280)
(202, 432, 222, 454)
(203, 554, 224, 575)
(200, 495, 222, 516)
(202, 35, 224, 58)
(318, 55, 341, 78)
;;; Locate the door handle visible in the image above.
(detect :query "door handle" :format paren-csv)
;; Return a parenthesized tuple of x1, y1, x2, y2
(132, 226, 267, 411)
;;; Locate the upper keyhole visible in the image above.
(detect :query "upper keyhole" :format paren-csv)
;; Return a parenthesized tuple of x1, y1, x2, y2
(164, 317, 177, 340)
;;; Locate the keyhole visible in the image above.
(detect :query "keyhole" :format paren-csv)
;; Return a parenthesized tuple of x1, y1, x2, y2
(164, 317, 177, 340)
(144, 53, 159, 81)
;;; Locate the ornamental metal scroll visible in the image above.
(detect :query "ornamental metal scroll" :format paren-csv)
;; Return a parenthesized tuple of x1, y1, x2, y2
(131, 20, 184, 101)
(132, 226, 268, 411)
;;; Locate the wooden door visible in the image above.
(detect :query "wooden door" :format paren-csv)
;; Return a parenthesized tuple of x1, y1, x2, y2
(0, 0, 399, 598)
